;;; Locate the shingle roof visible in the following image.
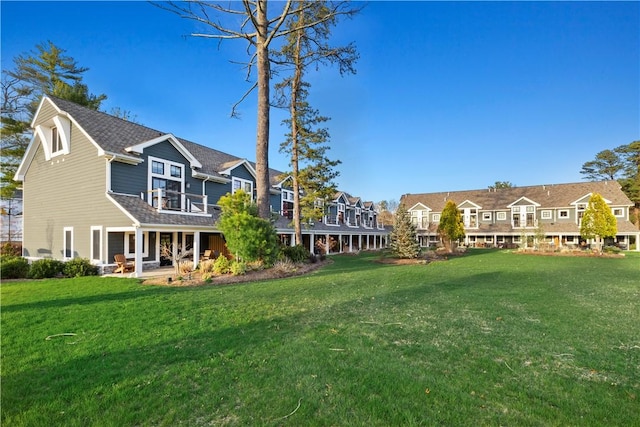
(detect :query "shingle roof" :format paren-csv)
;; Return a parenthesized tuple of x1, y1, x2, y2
(48, 96, 283, 185)
(401, 181, 633, 212)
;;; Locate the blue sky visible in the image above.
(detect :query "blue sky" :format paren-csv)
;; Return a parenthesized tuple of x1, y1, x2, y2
(2, 1, 638, 204)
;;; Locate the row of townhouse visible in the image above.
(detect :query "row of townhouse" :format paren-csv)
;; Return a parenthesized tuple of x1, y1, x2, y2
(15, 97, 389, 276)
(401, 182, 640, 250)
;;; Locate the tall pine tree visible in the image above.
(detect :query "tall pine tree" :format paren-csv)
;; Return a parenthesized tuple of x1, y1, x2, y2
(274, 0, 358, 245)
(1, 41, 106, 198)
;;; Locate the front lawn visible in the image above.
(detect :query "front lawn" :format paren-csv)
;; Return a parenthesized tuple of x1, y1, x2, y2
(2, 250, 638, 426)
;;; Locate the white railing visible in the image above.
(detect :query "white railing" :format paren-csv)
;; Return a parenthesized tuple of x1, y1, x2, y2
(148, 189, 208, 214)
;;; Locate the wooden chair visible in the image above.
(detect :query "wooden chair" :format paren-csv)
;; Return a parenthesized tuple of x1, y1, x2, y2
(201, 250, 212, 261)
(114, 254, 134, 273)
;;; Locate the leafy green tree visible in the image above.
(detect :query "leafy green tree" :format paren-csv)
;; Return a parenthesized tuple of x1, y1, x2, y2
(389, 203, 420, 259)
(437, 200, 465, 253)
(580, 192, 617, 252)
(1, 41, 106, 198)
(216, 190, 280, 266)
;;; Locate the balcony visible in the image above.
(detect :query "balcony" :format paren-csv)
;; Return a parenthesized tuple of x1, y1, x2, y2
(148, 189, 209, 215)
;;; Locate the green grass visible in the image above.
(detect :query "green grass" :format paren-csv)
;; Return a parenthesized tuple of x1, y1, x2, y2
(2, 250, 639, 426)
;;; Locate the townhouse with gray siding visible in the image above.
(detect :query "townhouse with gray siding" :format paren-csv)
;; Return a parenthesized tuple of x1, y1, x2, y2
(16, 96, 388, 276)
(401, 182, 639, 250)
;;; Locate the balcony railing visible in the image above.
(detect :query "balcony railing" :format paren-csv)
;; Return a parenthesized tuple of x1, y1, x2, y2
(148, 189, 209, 215)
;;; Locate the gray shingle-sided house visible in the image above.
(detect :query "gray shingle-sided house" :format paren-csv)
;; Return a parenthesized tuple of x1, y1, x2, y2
(401, 182, 640, 250)
(15, 96, 389, 276)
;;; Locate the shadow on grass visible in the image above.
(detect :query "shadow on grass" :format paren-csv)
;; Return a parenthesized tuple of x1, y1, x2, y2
(3, 258, 634, 425)
(1, 285, 177, 313)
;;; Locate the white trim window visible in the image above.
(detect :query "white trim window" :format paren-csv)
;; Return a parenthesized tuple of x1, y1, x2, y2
(497, 212, 507, 221)
(432, 214, 441, 222)
(149, 156, 185, 209)
(612, 208, 624, 217)
(540, 210, 552, 220)
(576, 203, 587, 224)
(232, 177, 254, 200)
(125, 232, 149, 257)
(558, 210, 569, 218)
(281, 189, 294, 219)
(91, 226, 102, 262)
(63, 227, 73, 260)
(51, 126, 62, 154)
(482, 212, 492, 221)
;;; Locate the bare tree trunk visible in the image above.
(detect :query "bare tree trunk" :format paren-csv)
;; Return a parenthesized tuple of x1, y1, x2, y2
(255, 0, 271, 219)
(290, 21, 303, 246)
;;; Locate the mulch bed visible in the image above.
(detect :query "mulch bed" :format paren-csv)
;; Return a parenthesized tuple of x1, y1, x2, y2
(141, 258, 331, 287)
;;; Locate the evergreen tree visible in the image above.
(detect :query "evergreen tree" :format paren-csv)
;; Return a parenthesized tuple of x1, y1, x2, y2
(274, 0, 357, 244)
(158, 1, 358, 219)
(1, 41, 106, 198)
(437, 200, 465, 253)
(580, 192, 617, 252)
(389, 203, 420, 259)
(216, 190, 280, 266)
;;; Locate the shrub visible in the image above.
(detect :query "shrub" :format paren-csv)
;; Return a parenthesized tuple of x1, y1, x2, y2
(603, 245, 622, 254)
(282, 245, 310, 263)
(230, 260, 247, 276)
(246, 260, 265, 271)
(29, 258, 65, 279)
(0, 242, 21, 257)
(272, 259, 298, 276)
(63, 258, 99, 277)
(213, 255, 231, 275)
(1, 256, 30, 279)
(179, 261, 194, 275)
(199, 259, 215, 274)
(201, 272, 214, 282)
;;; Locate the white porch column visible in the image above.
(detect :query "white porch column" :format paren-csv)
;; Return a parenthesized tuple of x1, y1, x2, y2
(133, 227, 143, 278)
(325, 234, 330, 254)
(172, 232, 179, 268)
(193, 231, 200, 267)
(358, 235, 362, 251)
(349, 235, 353, 252)
(291, 233, 296, 246)
(309, 233, 314, 254)
(636, 232, 640, 251)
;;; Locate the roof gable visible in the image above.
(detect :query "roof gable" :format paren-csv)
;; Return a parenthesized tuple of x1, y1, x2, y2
(507, 196, 540, 208)
(218, 159, 257, 179)
(408, 202, 430, 211)
(126, 134, 202, 169)
(571, 193, 612, 205)
(458, 199, 482, 209)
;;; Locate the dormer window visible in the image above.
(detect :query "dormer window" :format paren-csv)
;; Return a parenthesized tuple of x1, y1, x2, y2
(51, 127, 62, 154)
(36, 115, 71, 159)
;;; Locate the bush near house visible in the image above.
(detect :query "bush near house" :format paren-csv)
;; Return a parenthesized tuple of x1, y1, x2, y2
(28, 259, 65, 279)
(0, 256, 29, 279)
